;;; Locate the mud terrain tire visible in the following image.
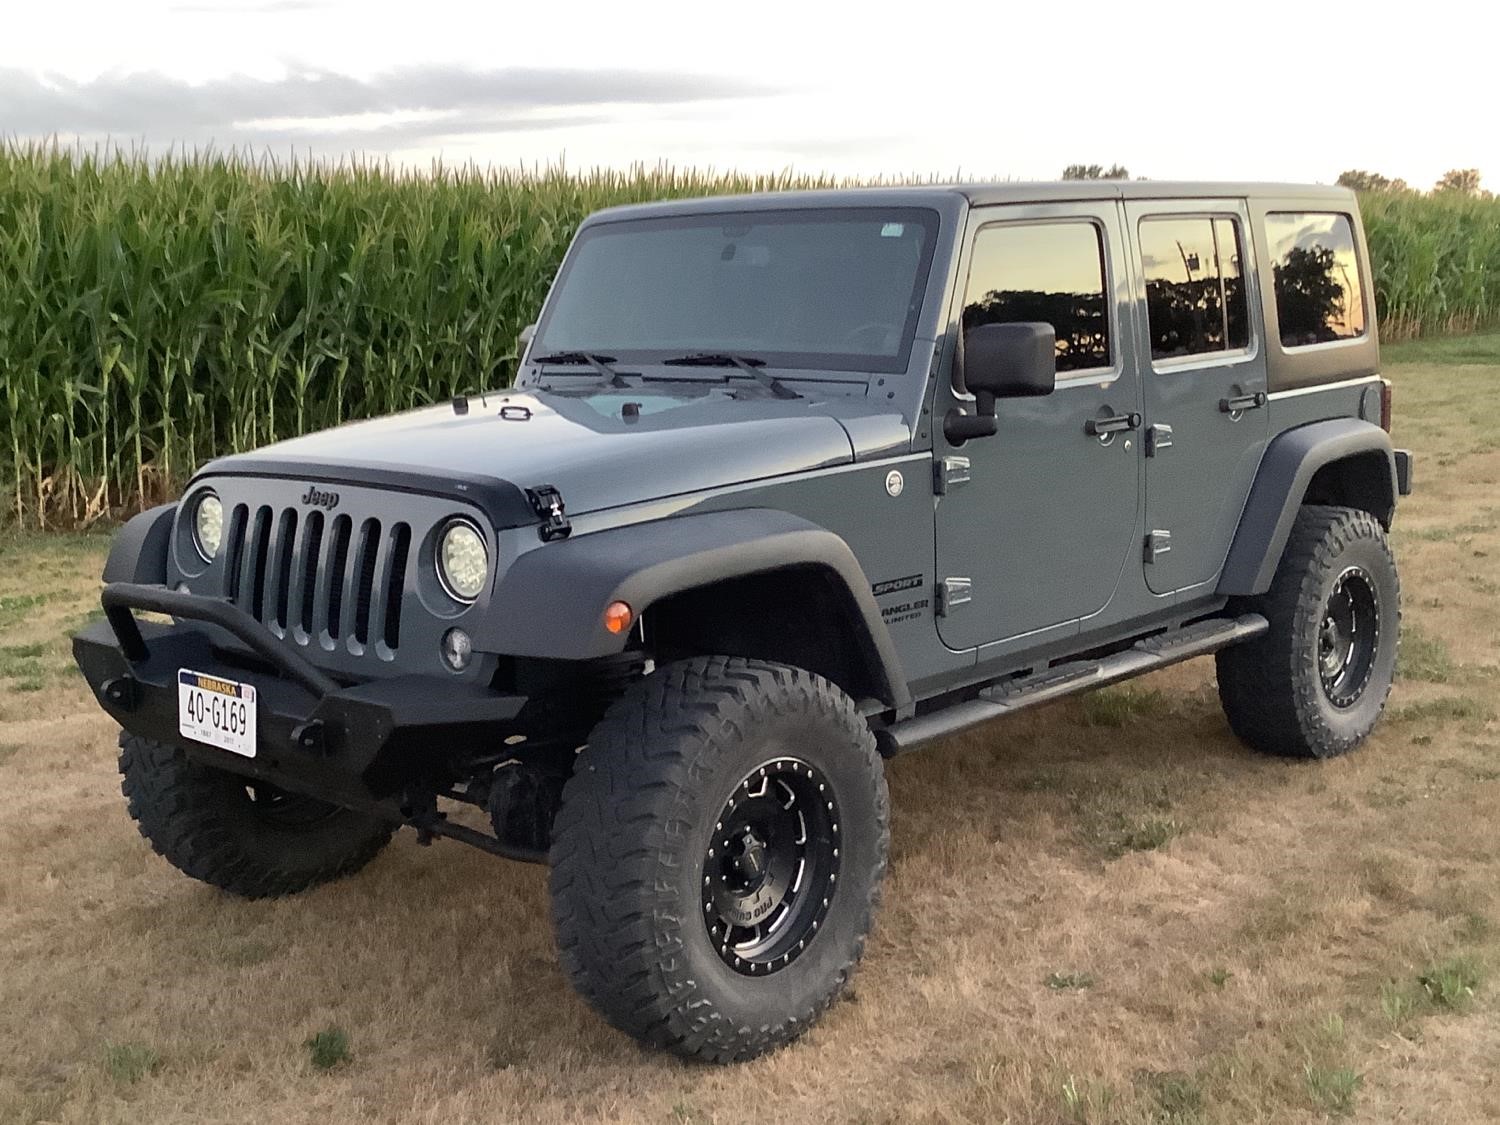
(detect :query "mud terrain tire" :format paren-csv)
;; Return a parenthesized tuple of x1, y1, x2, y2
(120, 734, 395, 898)
(1217, 504, 1400, 758)
(549, 656, 889, 1063)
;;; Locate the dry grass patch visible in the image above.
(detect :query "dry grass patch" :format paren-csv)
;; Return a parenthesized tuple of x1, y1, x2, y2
(4, 341, 1500, 1122)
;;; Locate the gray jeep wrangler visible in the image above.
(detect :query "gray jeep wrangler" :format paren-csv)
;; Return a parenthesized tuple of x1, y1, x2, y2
(76, 181, 1414, 1062)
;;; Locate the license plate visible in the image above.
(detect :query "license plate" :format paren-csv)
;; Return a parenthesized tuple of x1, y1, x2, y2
(177, 669, 258, 758)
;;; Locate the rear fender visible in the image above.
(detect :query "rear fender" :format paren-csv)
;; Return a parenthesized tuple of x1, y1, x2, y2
(1218, 419, 1397, 596)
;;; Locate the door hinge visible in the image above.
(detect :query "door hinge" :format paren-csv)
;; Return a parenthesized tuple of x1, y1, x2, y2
(1145, 529, 1172, 563)
(933, 456, 971, 495)
(1145, 423, 1174, 457)
(525, 484, 572, 542)
(936, 577, 973, 616)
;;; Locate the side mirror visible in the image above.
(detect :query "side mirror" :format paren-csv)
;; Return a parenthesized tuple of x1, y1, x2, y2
(945, 322, 1057, 443)
(517, 322, 537, 360)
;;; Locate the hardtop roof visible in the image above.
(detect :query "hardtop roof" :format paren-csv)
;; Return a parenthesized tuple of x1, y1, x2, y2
(584, 181, 1354, 223)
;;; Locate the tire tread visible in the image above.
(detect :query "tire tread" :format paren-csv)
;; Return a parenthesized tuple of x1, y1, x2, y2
(1217, 504, 1400, 758)
(120, 734, 394, 898)
(548, 655, 888, 1063)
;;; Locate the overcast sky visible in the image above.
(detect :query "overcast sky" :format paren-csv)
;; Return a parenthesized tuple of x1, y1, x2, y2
(2, 0, 1490, 188)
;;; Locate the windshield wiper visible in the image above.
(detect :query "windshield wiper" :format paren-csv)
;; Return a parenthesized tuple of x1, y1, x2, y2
(660, 353, 800, 400)
(531, 351, 629, 389)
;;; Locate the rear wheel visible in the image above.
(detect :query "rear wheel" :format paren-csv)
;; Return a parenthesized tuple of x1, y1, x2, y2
(119, 734, 395, 898)
(1216, 504, 1400, 758)
(549, 656, 889, 1063)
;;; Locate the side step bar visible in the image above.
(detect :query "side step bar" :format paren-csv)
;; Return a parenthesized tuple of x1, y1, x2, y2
(882, 613, 1267, 753)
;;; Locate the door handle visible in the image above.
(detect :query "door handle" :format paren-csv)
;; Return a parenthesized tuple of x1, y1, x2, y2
(1085, 411, 1142, 436)
(1219, 391, 1267, 414)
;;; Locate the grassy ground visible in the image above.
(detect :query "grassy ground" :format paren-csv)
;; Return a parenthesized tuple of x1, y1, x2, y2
(3, 336, 1499, 1124)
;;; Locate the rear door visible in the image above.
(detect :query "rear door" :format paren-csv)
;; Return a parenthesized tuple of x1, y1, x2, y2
(1125, 201, 1269, 594)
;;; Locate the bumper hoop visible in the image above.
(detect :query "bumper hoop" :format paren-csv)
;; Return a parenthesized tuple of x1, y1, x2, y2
(102, 582, 337, 697)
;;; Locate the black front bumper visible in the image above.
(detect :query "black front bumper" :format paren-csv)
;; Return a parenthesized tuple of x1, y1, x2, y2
(74, 583, 529, 817)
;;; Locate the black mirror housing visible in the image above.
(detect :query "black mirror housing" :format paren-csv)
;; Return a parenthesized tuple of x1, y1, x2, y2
(962, 322, 1057, 400)
(944, 322, 1057, 444)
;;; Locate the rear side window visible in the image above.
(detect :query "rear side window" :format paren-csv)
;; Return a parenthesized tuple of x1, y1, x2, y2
(962, 221, 1111, 374)
(1264, 212, 1367, 347)
(1138, 216, 1250, 360)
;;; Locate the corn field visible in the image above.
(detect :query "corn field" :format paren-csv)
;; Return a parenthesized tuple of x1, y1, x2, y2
(1361, 189, 1500, 339)
(1, 145, 1496, 526)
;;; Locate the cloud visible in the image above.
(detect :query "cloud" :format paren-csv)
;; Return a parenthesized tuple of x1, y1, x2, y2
(0, 65, 771, 150)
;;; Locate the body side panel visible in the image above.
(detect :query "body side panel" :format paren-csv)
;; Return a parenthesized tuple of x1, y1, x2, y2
(555, 453, 965, 700)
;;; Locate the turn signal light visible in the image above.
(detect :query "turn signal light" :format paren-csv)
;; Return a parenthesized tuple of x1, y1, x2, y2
(603, 601, 634, 635)
(1379, 379, 1393, 433)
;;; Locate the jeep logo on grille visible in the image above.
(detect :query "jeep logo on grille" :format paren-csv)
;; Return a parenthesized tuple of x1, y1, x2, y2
(300, 485, 340, 509)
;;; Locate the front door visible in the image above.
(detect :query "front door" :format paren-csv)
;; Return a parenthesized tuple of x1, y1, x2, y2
(934, 203, 1142, 651)
(1124, 201, 1269, 595)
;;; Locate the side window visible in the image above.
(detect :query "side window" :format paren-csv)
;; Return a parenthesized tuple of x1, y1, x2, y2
(962, 222, 1111, 374)
(1138, 216, 1250, 361)
(1264, 212, 1367, 347)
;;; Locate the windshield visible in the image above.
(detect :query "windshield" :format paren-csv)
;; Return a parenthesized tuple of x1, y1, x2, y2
(532, 207, 940, 375)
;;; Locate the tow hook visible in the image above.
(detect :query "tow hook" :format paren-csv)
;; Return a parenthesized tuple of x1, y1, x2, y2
(289, 720, 329, 756)
(101, 676, 140, 711)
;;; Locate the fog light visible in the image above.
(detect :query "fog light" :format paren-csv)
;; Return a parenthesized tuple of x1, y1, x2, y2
(440, 627, 473, 671)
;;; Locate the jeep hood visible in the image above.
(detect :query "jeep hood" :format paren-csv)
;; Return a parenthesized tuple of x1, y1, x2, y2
(206, 387, 910, 516)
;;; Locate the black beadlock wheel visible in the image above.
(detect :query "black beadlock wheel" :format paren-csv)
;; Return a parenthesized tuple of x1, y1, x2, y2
(702, 756, 840, 976)
(119, 734, 396, 898)
(1318, 565, 1382, 709)
(548, 656, 889, 1063)
(1216, 504, 1401, 759)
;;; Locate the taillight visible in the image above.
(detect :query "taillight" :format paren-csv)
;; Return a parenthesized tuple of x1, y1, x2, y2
(1379, 379, 1392, 433)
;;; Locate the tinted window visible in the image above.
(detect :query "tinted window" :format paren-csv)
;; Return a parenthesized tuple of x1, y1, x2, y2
(962, 222, 1110, 374)
(533, 208, 938, 374)
(1265, 212, 1367, 347)
(1139, 216, 1250, 360)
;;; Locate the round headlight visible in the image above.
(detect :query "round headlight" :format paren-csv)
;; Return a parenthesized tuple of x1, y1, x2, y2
(437, 520, 488, 603)
(193, 493, 224, 560)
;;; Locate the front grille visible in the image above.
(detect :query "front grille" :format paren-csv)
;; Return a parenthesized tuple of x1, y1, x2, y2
(223, 503, 411, 658)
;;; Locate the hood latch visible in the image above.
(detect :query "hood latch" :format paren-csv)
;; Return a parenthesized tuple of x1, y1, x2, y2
(526, 484, 572, 542)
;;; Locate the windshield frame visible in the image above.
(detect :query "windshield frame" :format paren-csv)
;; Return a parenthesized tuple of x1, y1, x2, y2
(530, 206, 942, 376)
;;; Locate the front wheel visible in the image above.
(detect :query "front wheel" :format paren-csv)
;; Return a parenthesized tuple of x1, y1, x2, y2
(1216, 504, 1401, 758)
(120, 734, 396, 898)
(548, 656, 889, 1063)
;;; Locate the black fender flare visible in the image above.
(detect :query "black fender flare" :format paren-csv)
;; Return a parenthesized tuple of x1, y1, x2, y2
(102, 503, 177, 585)
(479, 508, 910, 708)
(1218, 418, 1397, 596)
